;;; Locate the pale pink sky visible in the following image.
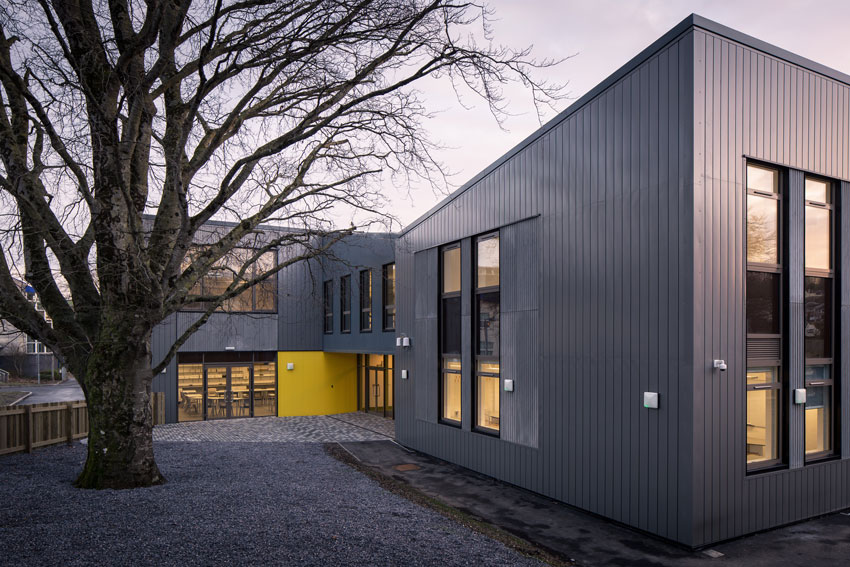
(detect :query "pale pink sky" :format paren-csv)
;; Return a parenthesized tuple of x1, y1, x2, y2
(385, 0, 850, 227)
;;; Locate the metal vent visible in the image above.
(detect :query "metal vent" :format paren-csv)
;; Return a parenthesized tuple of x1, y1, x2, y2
(747, 337, 781, 361)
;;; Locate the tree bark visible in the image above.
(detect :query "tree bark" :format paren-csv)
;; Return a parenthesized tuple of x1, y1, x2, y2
(74, 317, 164, 489)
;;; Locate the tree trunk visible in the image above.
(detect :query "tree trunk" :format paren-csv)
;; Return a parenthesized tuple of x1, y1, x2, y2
(75, 321, 165, 489)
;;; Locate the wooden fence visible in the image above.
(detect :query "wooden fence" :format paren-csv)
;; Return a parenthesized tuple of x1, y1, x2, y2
(0, 392, 165, 456)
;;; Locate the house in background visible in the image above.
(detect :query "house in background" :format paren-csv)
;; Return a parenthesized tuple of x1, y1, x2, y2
(0, 279, 59, 379)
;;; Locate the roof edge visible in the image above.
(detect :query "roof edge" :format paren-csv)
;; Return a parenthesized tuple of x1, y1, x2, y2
(400, 13, 850, 236)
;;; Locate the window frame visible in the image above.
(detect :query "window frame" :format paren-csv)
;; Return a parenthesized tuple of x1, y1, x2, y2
(382, 263, 396, 331)
(439, 242, 462, 426)
(340, 274, 351, 334)
(359, 269, 372, 332)
(322, 280, 333, 334)
(473, 232, 500, 436)
(746, 162, 786, 473)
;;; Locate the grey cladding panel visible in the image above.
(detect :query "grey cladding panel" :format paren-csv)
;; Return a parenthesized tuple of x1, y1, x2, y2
(414, 248, 438, 319)
(501, 219, 540, 313)
(177, 313, 278, 352)
(500, 310, 539, 448)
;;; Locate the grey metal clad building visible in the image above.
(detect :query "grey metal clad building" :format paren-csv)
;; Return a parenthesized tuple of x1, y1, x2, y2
(393, 14, 850, 547)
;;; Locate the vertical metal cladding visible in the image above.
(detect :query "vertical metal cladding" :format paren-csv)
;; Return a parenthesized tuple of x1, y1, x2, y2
(151, 314, 178, 423)
(396, 31, 695, 544)
(278, 246, 323, 351)
(692, 29, 850, 546)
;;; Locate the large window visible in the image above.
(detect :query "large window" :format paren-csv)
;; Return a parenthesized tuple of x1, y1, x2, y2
(360, 269, 372, 332)
(440, 244, 462, 424)
(323, 280, 333, 334)
(475, 234, 500, 434)
(382, 263, 396, 331)
(804, 176, 835, 460)
(746, 163, 784, 470)
(182, 248, 277, 313)
(340, 275, 351, 333)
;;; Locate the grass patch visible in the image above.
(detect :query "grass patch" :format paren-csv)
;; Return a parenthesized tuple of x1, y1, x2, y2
(325, 443, 575, 567)
(0, 391, 30, 406)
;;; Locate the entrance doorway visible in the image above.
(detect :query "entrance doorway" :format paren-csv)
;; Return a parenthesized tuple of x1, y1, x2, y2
(205, 365, 251, 419)
(358, 354, 394, 418)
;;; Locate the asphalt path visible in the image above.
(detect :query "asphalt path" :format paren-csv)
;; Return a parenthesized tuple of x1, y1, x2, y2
(0, 378, 84, 405)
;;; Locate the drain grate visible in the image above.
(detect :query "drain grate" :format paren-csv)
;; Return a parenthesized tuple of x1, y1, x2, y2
(393, 463, 421, 472)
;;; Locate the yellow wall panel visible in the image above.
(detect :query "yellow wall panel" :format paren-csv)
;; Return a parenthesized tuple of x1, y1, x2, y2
(277, 351, 357, 416)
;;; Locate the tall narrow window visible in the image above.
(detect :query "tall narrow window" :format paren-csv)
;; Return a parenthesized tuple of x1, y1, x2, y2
(340, 275, 351, 333)
(746, 163, 783, 470)
(323, 280, 333, 334)
(382, 263, 396, 331)
(475, 234, 500, 433)
(440, 244, 462, 424)
(804, 176, 835, 460)
(360, 269, 372, 332)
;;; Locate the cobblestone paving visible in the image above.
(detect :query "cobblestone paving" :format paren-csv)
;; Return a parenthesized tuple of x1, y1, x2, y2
(153, 412, 395, 443)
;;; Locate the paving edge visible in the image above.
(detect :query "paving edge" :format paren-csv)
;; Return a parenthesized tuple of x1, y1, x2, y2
(324, 443, 576, 567)
(9, 392, 32, 406)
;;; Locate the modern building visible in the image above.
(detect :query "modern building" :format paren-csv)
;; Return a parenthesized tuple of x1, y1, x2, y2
(392, 14, 850, 548)
(148, 14, 849, 548)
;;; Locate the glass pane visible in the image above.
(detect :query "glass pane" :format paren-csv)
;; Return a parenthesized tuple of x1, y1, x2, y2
(747, 367, 777, 385)
(178, 364, 204, 422)
(442, 371, 462, 422)
(747, 388, 779, 464)
(747, 164, 779, 194)
(230, 366, 251, 418)
(477, 292, 500, 356)
(367, 354, 385, 367)
(360, 270, 372, 308)
(206, 367, 227, 420)
(365, 368, 384, 411)
(478, 361, 500, 374)
(443, 357, 461, 371)
(476, 375, 500, 431)
(805, 206, 831, 271)
(386, 365, 393, 418)
(441, 296, 461, 354)
(477, 236, 499, 288)
(804, 364, 830, 384)
(746, 272, 780, 334)
(747, 194, 779, 264)
(254, 253, 276, 310)
(805, 177, 831, 204)
(384, 264, 395, 305)
(805, 385, 832, 456)
(253, 362, 276, 417)
(804, 276, 832, 359)
(442, 246, 461, 293)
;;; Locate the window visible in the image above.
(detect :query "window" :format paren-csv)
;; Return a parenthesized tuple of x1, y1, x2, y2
(340, 275, 351, 333)
(440, 244, 462, 424)
(804, 176, 835, 460)
(323, 280, 333, 334)
(746, 163, 784, 470)
(475, 234, 500, 434)
(181, 248, 277, 313)
(382, 263, 396, 331)
(360, 269, 372, 332)
(25, 336, 50, 354)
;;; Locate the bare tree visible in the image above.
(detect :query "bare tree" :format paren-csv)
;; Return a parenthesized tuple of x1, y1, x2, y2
(0, 0, 562, 488)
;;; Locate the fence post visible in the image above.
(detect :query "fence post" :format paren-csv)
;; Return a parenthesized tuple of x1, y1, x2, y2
(66, 402, 74, 445)
(25, 405, 33, 453)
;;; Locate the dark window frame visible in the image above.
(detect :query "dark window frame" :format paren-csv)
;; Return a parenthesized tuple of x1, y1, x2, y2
(323, 280, 333, 334)
(359, 269, 372, 332)
(382, 263, 396, 331)
(473, 232, 500, 437)
(340, 274, 351, 334)
(439, 242, 462, 426)
(746, 162, 786, 473)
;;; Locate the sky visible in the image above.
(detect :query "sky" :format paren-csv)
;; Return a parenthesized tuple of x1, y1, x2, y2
(384, 0, 850, 228)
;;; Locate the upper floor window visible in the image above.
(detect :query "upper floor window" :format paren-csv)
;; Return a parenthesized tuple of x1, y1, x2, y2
(360, 269, 372, 332)
(475, 234, 500, 434)
(340, 275, 351, 333)
(440, 244, 461, 424)
(323, 280, 333, 334)
(382, 263, 396, 331)
(181, 248, 277, 313)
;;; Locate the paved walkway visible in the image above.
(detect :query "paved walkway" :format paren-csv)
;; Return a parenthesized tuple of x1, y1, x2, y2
(0, 377, 85, 405)
(154, 412, 395, 443)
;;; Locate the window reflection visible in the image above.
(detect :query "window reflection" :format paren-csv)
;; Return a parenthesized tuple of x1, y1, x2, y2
(747, 195, 779, 264)
(181, 248, 277, 312)
(804, 277, 831, 359)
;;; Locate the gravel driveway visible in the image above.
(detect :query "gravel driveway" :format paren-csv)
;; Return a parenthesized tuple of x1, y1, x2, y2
(1, 442, 543, 566)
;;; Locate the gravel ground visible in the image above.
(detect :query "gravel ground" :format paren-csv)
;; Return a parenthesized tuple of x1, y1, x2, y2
(0, 442, 543, 567)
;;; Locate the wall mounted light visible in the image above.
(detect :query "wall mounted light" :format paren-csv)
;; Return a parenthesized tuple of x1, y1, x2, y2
(286, 362, 294, 371)
(402, 337, 411, 347)
(225, 346, 235, 351)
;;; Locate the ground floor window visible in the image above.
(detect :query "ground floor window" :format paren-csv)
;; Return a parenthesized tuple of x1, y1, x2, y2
(441, 357, 462, 424)
(357, 353, 394, 418)
(746, 367, 781, 467)
(177, 352, 277, 422)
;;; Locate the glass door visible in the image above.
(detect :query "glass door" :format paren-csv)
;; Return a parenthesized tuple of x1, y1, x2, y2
(366, 367, 384, 414)
(205, 365, 252, 419)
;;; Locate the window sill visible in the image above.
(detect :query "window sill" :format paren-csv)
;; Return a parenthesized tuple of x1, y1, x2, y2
(439, 418, 461, 428)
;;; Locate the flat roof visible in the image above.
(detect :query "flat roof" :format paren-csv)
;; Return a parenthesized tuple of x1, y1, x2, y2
(400, 13, 850, 236)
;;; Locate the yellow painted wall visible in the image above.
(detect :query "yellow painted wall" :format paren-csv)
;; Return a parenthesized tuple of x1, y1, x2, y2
(277, 351, 358, 416)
